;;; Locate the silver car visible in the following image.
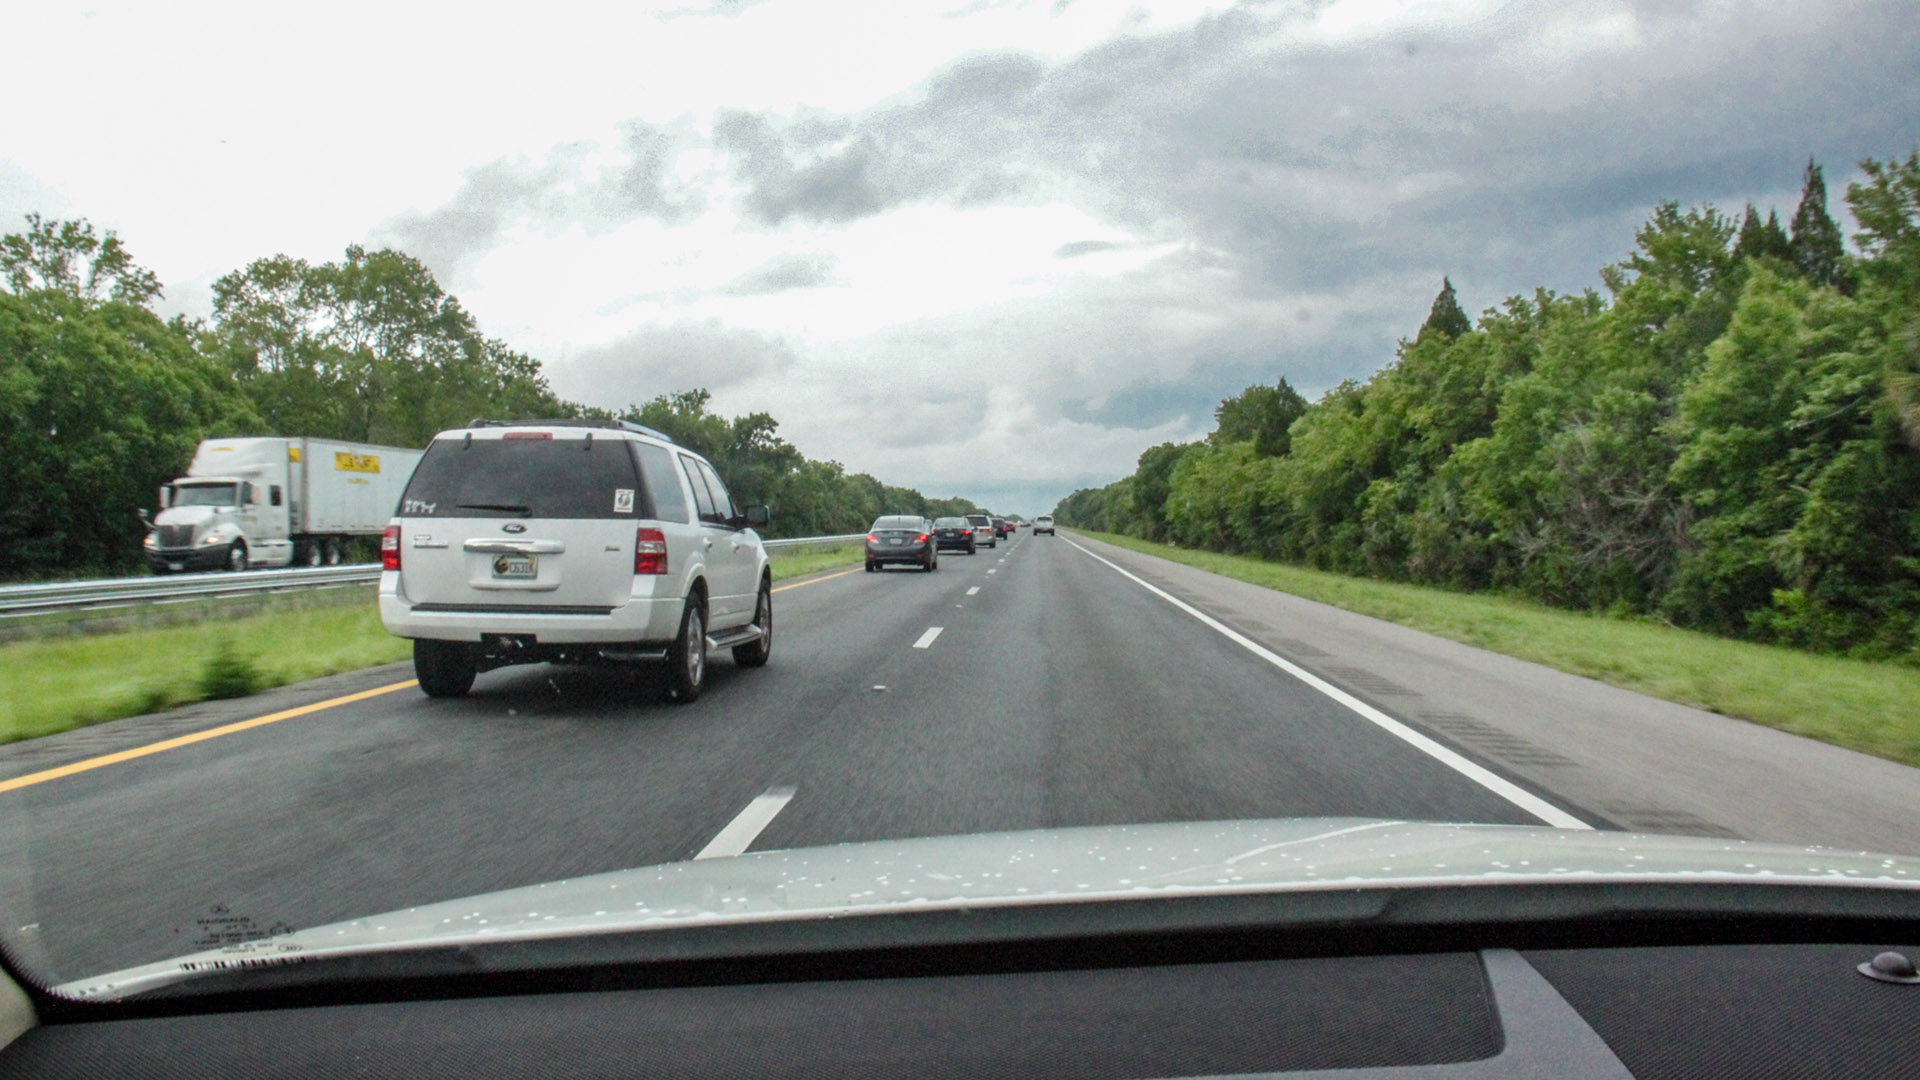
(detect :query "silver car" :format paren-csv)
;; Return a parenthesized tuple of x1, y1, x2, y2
(379, 419, 772, 703)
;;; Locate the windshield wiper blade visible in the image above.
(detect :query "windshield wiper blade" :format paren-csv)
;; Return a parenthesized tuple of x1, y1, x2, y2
(457, 503, 531, 514)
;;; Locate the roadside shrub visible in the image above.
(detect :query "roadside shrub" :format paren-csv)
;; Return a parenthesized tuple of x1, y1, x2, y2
(197, 640, 262, 700)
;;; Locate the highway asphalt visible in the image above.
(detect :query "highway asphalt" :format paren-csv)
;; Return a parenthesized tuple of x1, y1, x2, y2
(1, 530, 1914, 983)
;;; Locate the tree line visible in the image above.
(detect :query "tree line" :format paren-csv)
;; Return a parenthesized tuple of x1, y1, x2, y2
(1055, 153, 1920, 662)
(0, 217, 983, 577)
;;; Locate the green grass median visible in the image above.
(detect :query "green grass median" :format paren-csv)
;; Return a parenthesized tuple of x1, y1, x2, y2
(1075, 530, 1920, 770)
(0, 547, 864, 745)
(767, 543, 863, 578)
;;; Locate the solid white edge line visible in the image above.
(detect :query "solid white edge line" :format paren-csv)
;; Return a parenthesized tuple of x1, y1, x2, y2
(1061, 537, 1591, 830)
(913, 626, 944, 649)
(694, 787, 797, 860)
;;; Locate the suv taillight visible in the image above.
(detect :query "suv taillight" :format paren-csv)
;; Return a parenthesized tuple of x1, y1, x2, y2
(380, 525, 401, 571)
(635, 528, 668, 575)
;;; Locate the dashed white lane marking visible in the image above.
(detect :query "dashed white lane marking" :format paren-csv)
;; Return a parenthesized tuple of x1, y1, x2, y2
(966, 587, 981, 596)
(694, 787, 796, 859)
(987, 569, 997, 575)
(913, 626, 944, 649)
(1060, 537, 1591, 831)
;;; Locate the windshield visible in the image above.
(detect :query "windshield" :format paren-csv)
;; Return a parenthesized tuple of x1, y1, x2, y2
(4, 0, 1917, 1006)
(168, 483, 238, 508)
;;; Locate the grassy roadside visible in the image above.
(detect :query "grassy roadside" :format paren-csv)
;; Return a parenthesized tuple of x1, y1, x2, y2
(0, 546, 865, 745)
(1, 602, 411, 745)
(768, 543, 863, 579)
(1075, 530, 1920, 769)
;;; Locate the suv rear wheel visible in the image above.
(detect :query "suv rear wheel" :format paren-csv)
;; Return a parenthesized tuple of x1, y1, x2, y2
(415, 640, 477, 698)
(668, 593, 708, 702)
(733, 579, 773, 668)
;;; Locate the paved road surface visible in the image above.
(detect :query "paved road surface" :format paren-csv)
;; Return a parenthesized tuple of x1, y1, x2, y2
(2, 530, 1915, 983)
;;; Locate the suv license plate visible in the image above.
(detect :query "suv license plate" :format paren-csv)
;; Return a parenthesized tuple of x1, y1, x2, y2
(492, 554, 537, 579)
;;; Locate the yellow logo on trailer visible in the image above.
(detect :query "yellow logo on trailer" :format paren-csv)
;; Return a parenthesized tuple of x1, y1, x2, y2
(334, 452, 381, 474)
(288, 446, 301, 462)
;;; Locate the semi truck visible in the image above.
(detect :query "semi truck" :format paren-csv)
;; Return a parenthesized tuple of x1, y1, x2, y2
(142, 437, 425, 573)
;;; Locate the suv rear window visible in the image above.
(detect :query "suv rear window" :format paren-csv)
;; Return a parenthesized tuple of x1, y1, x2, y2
(399, 437, 648, 519)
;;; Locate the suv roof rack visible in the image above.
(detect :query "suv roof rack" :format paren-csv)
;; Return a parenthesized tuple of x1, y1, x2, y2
(465, 418, 676, 444)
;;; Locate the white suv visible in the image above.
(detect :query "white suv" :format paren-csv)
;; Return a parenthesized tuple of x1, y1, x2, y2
(379, 419, 772, 703)
(1033, 514, 1055, 535)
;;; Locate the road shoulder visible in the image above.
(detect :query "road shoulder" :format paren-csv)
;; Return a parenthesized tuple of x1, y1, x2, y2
(1065, 531, 1920, 854)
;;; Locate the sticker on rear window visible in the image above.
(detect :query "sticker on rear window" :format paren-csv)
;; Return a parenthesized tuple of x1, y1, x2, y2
(614, 489, 635, 514)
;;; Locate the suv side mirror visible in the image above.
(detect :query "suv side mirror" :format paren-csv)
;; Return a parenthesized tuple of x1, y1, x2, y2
(743, 504, 771, 526)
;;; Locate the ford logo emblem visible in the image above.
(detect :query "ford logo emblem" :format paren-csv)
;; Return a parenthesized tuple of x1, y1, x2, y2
(502, 523, 527, 534)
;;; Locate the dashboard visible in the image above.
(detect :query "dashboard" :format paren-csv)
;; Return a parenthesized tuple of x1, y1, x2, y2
(4, 934, 1917, 1078)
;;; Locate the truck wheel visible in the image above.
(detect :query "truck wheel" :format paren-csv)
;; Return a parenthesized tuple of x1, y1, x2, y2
(323, 539, 342, 566)
(226, 542, 248, 572)
(733, 579, 773, 668)
(414, 640, 477, 698)
(667, 593, 707, 703)
(301, 542, 322, 567)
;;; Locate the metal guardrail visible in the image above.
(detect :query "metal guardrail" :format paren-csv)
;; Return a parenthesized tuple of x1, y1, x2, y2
(0, 565, 383, 619)
(0, 534, 867, 618)
(762, 533, 866, 551)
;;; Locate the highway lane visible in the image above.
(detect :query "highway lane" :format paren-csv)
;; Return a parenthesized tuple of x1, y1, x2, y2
(1, 532, 1575, 982)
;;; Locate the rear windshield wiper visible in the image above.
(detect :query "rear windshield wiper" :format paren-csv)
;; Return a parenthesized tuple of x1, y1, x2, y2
(457, 503, 531, 514)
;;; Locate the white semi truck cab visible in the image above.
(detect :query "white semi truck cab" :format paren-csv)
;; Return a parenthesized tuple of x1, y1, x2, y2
(143, 437, 424, 573)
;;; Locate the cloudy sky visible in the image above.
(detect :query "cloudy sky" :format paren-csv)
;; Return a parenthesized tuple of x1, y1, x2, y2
(4, 0, 1915, 514)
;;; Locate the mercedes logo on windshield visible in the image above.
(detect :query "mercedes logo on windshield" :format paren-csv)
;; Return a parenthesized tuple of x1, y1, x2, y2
(502, 523, 527, 533)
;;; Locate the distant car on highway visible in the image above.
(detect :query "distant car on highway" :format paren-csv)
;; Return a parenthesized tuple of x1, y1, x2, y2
(992, 516, 1010, 539)
(867, 515, 938, 572)
(1033, 514, 1054, 535)
(966, 513, 996, 548)
(932, 516, 977, 554)
(380, 418, 772, 704)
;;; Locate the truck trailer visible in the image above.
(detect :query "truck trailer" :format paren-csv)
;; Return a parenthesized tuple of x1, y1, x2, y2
(142, 437, 425, 573)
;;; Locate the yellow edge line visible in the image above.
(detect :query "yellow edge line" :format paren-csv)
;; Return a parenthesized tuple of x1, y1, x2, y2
(0, 680, 419, 795)
(772, 567, 861, 593)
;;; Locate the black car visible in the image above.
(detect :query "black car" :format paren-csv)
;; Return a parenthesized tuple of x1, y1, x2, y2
(932, 516, 977, 554)
(866, 515, 938, 572)
(992, 516, 1010, 539)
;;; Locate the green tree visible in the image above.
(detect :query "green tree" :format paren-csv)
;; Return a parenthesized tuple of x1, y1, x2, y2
(211, 246, 573, 446)
(1789, 158, 1848, 291)
(1128, 441, 1193, 541)
(1418, 277, 1472, 340)
(1211, 377, 1308, 457)
(0, 214, 162, 306)
(0, 218, 258, 576)
(1732, 204, 1793, 266)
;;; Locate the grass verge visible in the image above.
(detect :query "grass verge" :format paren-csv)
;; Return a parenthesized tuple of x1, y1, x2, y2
(769, 543, 863, 579)
(1, 602, 410, 745)
(1, 545, 868, 744)
(1076, 530, 1920, 769)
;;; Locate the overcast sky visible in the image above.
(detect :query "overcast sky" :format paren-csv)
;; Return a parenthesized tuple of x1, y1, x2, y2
(5, 0, 1915, 514)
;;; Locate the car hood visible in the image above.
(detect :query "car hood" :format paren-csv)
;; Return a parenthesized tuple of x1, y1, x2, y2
(56, 818, 1920, 1000)
(152, 505, 225, 527)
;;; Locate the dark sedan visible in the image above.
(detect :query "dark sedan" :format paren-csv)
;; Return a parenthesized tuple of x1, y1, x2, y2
(932, 516, 977, 554)
(866, 515, 939, 572)
(992, 516, 1010, 539)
